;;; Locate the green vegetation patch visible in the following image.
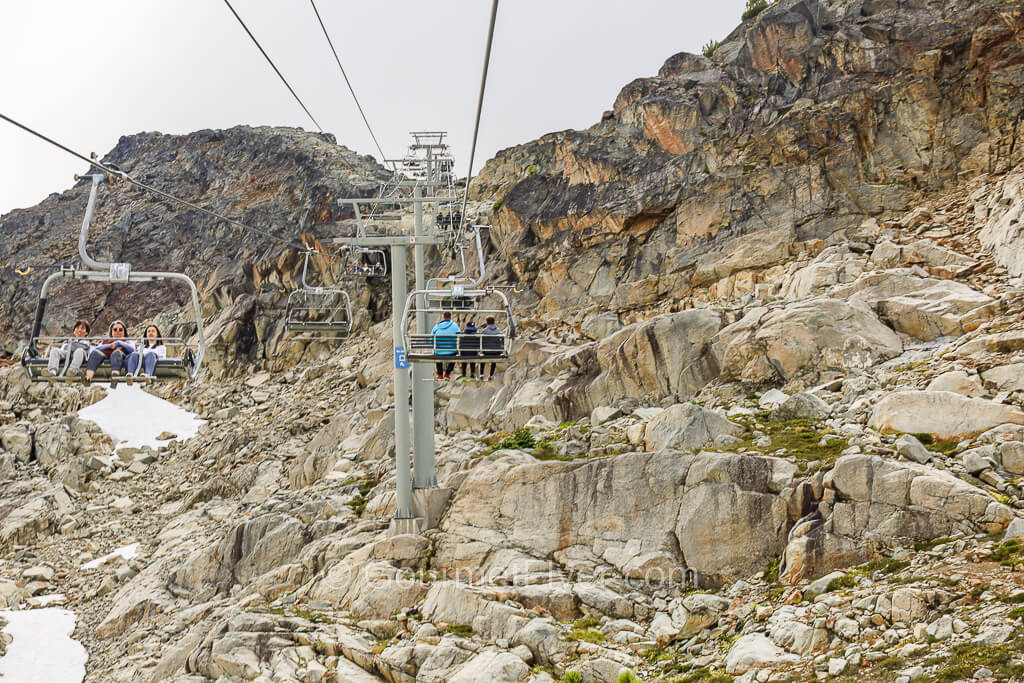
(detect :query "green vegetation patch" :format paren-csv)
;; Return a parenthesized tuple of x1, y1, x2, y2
(914, 537, 953, 552)
(567, 627, 606, 644)
(572, 617, 602, 630)
(993, 539, 1024, 567)
(702, 40, 720, 58)
(933, 639, 1024, 681)
(670, 666, 734, 682)
(762, 557, 781, 584)
(742, 0, 769, 21)
(345, 475, 377, 516)
(560, 672, 583, 683)
(447, 623, 473, 636)
(857, 558, 911, 575)
(826, 573, 858, 592)
(733, 415, 848, 473)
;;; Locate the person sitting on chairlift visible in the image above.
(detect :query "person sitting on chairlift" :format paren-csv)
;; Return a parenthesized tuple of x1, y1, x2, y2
(85, 320, 135, 386)
(459, 319, 479, 380)
(45, 319, 92, 378)
(480, 315, 502, 381)
(125, 324, 166, 379)
(430, 311, 460, 380)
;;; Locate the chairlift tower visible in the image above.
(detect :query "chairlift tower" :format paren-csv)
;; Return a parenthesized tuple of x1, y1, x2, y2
(334, 132, 457, 534)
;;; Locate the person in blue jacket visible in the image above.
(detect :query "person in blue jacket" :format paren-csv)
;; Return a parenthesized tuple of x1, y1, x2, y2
(430, 311, 460, 379)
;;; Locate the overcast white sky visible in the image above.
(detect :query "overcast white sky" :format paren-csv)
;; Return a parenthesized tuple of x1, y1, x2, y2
(1, 1, 746, 216)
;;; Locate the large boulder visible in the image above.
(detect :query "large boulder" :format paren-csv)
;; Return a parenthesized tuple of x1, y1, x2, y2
(779, 246, 862, 300)
(583, 309, 725, 412)
(713, 298, 902, 382)
(725, 633, 799, 675)
(643, 403, 741, 452)
(448, 650, 530, 683)
(869, 391, 1024, 441)
(875, 281, 995, 340)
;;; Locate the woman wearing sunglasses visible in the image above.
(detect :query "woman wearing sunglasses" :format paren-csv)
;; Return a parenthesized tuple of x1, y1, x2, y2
(85, 320, 136, 385)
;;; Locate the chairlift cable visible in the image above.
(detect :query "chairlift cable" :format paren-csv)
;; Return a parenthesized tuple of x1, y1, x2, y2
(0, 111, 308, 251)
(222, 0, 324, 133)
(309, 0, 394, 171)
(457, 0, 500, 242)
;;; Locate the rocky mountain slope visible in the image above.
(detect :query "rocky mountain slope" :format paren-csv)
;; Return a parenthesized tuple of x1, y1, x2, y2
(1, 0, 1024, 681)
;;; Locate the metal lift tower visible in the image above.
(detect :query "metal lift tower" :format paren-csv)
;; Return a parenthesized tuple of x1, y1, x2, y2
(334, 132, 458, 534)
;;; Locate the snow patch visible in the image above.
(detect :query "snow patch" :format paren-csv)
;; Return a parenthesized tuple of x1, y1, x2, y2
(81, 543, 139, 570)
(78, 385, 204, 450)
(0, 608, 87, 682)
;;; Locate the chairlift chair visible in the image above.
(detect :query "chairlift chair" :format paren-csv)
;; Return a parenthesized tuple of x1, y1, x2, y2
(343, 246, 388, 278)
(21, 174, 205, 384)
(401, 286, 515, 363)
(284, 250, 352, 338)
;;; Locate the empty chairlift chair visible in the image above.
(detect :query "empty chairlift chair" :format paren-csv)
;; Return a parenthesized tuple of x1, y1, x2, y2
(401, 285, 515, 363)
(285, 250, 353, 338)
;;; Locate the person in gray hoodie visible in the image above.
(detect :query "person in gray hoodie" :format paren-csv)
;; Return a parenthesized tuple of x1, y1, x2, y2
(479, 315, 503, 381)
(45, 319, 92, 377)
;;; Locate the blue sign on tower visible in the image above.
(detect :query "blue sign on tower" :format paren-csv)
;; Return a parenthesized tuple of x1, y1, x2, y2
(394, 347, 410, 369)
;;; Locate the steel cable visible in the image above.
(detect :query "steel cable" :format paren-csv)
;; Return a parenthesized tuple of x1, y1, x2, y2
(223, 0, 324, 133)
(458, 0, 500, 241)
(309, 0, 393, 170)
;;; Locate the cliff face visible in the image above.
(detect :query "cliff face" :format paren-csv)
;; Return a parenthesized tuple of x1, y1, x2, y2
(0, 126, 387, 365)
(475, 0, 1024, 323)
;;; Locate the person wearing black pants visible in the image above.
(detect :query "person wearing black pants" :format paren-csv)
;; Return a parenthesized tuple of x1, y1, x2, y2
(480, 316, 502, 381)
(459, 319, 479, 379)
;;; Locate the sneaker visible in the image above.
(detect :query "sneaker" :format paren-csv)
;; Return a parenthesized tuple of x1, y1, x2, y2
(444, 374, 451, 380)
(436, 374, 443, 380)
(110, 376, 118, 389)
(41, 368, 54, 378)
(66, 368, 81, 378)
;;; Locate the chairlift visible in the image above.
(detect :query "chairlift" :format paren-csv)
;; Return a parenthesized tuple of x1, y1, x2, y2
(401, 285, 515, 362)
(425, 226, 487, 307)
(21, 174, 205, 384)
(285, 250, 352, 338)
(343, 246, 388, 278)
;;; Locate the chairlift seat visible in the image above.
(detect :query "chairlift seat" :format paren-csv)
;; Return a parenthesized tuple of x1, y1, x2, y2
(22, 345, 196, 383)
(406, 333, 510, 362)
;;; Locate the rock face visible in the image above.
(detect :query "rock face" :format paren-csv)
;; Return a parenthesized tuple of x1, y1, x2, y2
(979, 172, 1024, 276)
(781, 454, 1012, 583)
(474, 0, 1024, 323)
(435, 450, 799, 586)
